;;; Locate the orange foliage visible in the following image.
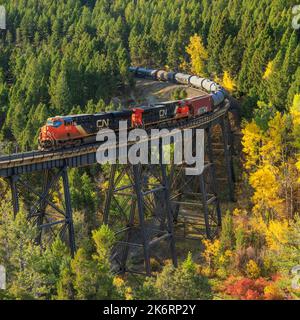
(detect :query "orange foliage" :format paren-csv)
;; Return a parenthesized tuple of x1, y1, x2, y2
(224, 276, 268, 300)
(223, 276, 286, 300)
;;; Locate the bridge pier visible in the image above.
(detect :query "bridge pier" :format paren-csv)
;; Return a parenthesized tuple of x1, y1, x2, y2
(221, 113, 235, 202)
(103, 141, 177, 276)
(170, 123, 223, 240)
(9, 175, 19, 218)
(36, 170, 50, 245)
(61, 166, 76, 257)
(206, 126, 222, 226)
(5, 165, 76, 257)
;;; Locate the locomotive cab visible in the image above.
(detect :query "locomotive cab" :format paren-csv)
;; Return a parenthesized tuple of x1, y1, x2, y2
(39, 117, 79, 150)
(38, 117, 63, 149)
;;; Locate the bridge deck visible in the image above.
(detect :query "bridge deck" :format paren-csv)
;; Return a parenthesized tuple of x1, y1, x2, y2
(0, 103, 229, 178)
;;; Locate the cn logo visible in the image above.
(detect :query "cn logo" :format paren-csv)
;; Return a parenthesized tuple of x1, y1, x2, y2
(0, 6, 5, 30)
(159, 109, 168, 118)
(292, 5, 300, 30)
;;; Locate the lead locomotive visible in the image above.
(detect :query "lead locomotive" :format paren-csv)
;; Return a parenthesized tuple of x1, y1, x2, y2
(38, 67, 227, 151)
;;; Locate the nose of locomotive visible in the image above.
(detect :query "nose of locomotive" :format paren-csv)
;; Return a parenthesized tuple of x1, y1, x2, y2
(40, 125, 48, 138)
(38, 124, 55, 150)
(39, 124, 56, 143)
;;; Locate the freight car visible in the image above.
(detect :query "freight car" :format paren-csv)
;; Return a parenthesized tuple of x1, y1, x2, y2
(134, 67, 227, 107)
(38, 67, 227, 151)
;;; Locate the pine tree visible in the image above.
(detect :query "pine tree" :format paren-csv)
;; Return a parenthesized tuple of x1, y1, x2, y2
(50, 69, 72, 113)
(140, 253, 212, 300)
(71, 225, 117, 300)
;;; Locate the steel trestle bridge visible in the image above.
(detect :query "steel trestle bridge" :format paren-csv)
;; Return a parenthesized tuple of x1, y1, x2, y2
(0, 72, 237, 276)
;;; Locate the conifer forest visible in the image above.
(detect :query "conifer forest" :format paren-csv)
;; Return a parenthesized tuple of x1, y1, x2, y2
(0, 0, 300, 302)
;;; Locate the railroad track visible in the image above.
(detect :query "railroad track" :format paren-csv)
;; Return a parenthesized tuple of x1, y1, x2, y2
(0, 102, 230, 172)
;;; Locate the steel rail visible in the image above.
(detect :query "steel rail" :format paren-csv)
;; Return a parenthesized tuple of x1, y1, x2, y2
(0, 103, 229, 171)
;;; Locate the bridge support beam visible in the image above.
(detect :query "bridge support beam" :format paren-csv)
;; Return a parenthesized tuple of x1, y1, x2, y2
(103, 141, 177, 276)
(9, 175, 19, 218)
(206, 126, 222, 226)
(6, 166, 76, 257)
(36, 170, 50, 245)
(169, 124, 222, 240)
(61, 167, 76, 257)
(221, 114, 235, 202)
(132, 164, 152, 275)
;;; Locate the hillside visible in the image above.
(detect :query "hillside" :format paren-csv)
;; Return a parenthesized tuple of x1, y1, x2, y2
(0, 0, 299, 301)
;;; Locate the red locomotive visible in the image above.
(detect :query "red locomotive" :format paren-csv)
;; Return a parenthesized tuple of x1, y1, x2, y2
(38, 94, 215, 151)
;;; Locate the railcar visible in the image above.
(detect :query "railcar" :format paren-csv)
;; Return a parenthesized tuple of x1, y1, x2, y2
(136, 68, 158, 79)
(157, 70, 176, 82)
(131, 101, 189, 128)
(38, 111, 132, 150)
(156, 70, 169, 81)
(39, 67, 227, 151)
(174, 73, 192, 85)
(186, 96, 214, 116)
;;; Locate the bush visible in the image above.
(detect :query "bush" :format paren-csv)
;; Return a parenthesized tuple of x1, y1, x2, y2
(139, 253, 212, 300)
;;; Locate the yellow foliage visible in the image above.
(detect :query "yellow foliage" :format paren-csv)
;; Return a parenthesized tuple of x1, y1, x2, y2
(233, 208, 245, 217)
(260, 112, 286, 164)
(102, 180, 109, 191)
(213, 74, 222, 84)
(296, 158, 300, 183)
(202, 239, 221, 265)
(265, 219, 289, 251)
(201, 266, 212, 277)
(125, 287, 133, 300)
(246, 260, 261, 279)
(241, 121, 262, 170)
(249, 215, 268, 236)
(202, 239, 233, 277)
(222, 71, 236, 93)
(53, 190, 62, 207)
(186, 34, 208, 75)
(218, 250, 233, 265)
(225, 250, 233, 258)
(249, 164, 283, 215)
(263, 61, 274, 80)
(290, 94, 300, 127)
(242, 113, 289, 216)
(264, 282, 285, 300)
(242, 113, 287, 170)
(113, 276, 133, 300)
(218, 255, 226, 265)
(113, 276, 125, 288)
(179, 59, 189, 72)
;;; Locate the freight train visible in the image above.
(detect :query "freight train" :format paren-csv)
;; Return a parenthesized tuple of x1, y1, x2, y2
(38, 67, 227, 151)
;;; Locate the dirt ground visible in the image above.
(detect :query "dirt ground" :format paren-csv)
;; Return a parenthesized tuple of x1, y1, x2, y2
(128, 78, 206, 106)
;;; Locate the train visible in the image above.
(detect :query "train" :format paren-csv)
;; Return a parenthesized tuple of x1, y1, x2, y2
(38, 67, 227, 151)
(129, 67, 227, 106)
